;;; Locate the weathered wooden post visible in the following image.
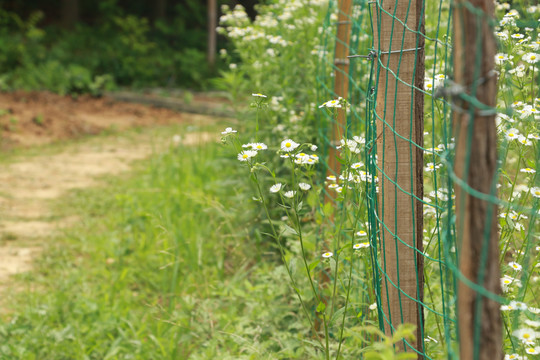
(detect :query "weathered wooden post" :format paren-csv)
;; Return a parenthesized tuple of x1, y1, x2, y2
(452, 0, 502, 358)
(327, 0, 353, 182)
(207, 0, 217, 68)
(317, 0, 354, 334)
(373, 0, 425, 354)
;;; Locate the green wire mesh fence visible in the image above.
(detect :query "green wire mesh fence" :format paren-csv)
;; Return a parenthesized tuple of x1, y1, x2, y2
(316, 0, 539, 358)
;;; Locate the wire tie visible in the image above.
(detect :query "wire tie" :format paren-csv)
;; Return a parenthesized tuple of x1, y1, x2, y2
(334, 58, 350, 65)
(379, 47, 422, 54)
(348, 50, 377, 60)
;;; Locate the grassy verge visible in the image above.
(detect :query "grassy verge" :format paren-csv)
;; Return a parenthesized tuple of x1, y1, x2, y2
(0, 128, 311, 359)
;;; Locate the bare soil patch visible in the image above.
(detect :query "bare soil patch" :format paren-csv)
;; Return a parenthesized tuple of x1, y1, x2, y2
(0, 90, 221, 287)
(0, 91, 188, 148)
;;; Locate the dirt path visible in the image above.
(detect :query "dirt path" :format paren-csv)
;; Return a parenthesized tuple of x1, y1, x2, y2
(0, 124, 216, 285)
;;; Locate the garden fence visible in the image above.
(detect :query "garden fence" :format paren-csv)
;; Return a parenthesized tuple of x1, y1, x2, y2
(316, 0, 539, 358)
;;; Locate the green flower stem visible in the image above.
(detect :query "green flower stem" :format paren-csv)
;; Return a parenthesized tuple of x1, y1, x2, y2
(335, 194, 364, 360)
(531, 66, 535, 101)
(255, 106, 260, 142)
(288, 157, 330, 360)
(250, 169, 326, 351)
(330, 159, 353, 321)
(499, 145, 522, 264)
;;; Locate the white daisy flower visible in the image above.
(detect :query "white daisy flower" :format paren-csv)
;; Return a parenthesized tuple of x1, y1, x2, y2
(327, 175, 337, 181)
(353, 135, 366, 144)
(319, 99, 342, 108)
(525, 347, 540, 355)
(525, 319, 540, 328)
(495, 53, 513, 65)
(283, 190, 296, 198)
(328, 183, 339, 189)
(298, 183, 311, 191)
(495, 31, 509, 40)
(501, 301, 528, 311)
(351, 162, 364, 169)
(520, 167, 536, 173)
(517, 135, 532, 146)
(221, 127, 237, 135)
(252, 93, 267, 98)
(511, 301, 528, 310)
(356, 230, 367, 236)
(518, 105, 539, 118)
(523, 52, 539, 64)
(353, 242, 370, 250)
(322, 252, 333, 258)
(425, 162, 441, 172)
(424, 78, 435, 91)
(511, 101, 523, 107)
(237, 150, 258, 162)
(252, 143, 268, 150)
(506, 9, 519, 17)
(501, 275, 522, 292)
(505, 128, 520, 140)
(513, 328, 537, 343)
(509, 261, 523, 271)
(369, 302, 377, 310)
(508, 64, 526, 77)
(280, 139, 299, 152)
(511, 33, 525, 39)
(270, 183, 283, 193)
(425, 336, 439, 343)
(528, 133, 540, 140)
(504, 354, 523, 360)
(531, 187, 540, 198)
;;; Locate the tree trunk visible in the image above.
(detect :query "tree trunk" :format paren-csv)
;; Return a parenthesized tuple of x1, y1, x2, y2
(61, 0, 79, 29)
(154, 0, 167, 22)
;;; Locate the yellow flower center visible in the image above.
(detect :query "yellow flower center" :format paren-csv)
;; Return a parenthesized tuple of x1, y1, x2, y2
(257, 145, 262, 149)
(524, 333, 530, 339)
(243, 154, 248, 159)
(509, 132, 514, 137)
(286, 142, 291, 147)
(531, 55, 537, 60)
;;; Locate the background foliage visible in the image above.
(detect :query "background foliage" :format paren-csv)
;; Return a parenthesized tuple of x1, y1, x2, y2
(0, 0, 260, 94)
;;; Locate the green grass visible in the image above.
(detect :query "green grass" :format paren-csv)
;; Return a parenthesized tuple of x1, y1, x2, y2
(0, 130, 313, 359)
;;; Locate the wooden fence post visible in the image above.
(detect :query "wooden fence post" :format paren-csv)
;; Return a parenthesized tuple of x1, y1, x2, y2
(373, 0, 424, 355)
(317, 0, 354, 334)
(452, 0, 502, 358)
(207, 0, 217, 68)
(327, 0, 353, 181)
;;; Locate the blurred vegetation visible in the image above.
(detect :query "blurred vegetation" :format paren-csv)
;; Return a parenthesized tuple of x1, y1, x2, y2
(0, 125, 318, 358)
(0, 0, 258, 95)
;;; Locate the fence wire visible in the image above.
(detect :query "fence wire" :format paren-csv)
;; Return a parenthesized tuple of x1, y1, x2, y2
(316, 0, 539, 358)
